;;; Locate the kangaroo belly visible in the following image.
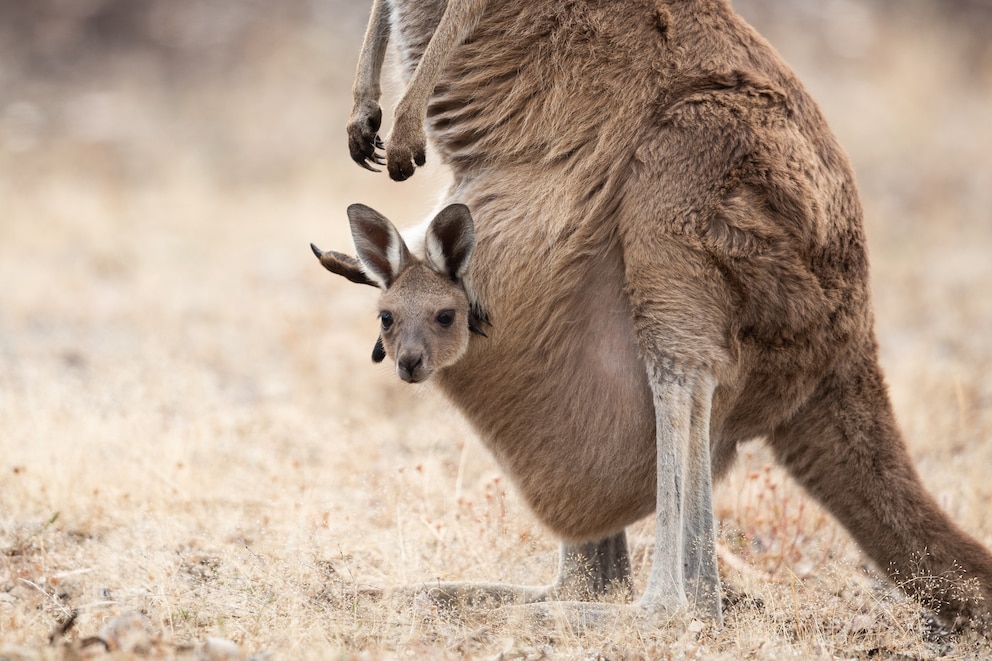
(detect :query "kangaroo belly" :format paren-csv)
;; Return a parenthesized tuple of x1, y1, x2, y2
(438, 243, 657, 541)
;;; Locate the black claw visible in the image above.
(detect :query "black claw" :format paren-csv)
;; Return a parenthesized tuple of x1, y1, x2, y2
(471, 302, 492, 328)
(469, 316, 488, 337)
(469, 304, 491, 337)
(310, 243, 323, 259)
(372, 154, 386, 165)
(348, 126, 387, 173)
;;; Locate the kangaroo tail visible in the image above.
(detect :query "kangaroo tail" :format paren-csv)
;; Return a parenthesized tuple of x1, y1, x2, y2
(769, 341, 992, 627)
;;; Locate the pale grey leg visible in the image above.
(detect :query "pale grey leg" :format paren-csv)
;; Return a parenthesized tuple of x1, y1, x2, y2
(682, 372, 721, 617)
(639, 361, 722, 622)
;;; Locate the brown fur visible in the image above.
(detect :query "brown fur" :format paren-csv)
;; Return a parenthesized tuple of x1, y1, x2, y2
(329, 0, 992, 625)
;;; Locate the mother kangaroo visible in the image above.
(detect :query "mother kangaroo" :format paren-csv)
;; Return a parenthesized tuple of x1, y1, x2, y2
(323, 0, 992, 625)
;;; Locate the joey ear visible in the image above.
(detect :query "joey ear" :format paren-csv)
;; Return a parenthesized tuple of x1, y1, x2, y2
(346, 204, 412, 289)
(425, 203, 475, 281)
(310, 244, 378, 286)
(371, 336, 386, 363)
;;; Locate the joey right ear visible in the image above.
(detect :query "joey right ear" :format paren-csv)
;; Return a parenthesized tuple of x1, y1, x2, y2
(347, 204, 412, 289)
(425, 203, 475, 282)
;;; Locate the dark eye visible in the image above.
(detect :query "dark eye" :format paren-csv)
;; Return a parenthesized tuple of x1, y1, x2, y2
(379, 311, 393, 330)
(436, 310, 455, 327)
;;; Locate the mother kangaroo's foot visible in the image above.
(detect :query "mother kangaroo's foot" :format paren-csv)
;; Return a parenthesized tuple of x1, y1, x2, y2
(407, 532, 633, 610)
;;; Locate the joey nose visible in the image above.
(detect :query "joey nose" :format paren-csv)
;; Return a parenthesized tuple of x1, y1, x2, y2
(397, 354, 424, 383)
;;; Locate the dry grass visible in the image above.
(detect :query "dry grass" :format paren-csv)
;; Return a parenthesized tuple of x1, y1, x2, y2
(1, 3, 991, 659)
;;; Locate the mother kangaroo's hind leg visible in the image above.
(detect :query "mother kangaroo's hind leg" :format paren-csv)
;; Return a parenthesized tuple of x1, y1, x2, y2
(769, 346, 992, 628)
(638, 359, 722, 621)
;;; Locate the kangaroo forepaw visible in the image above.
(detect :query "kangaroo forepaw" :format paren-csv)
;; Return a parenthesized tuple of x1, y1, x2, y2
(386, 142, 427, 181)
(347, 103, 385, 171)
(385, 121, 428, 181)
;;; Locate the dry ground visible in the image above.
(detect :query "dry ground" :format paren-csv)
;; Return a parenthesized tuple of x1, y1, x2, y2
(1, 2, 991, 659)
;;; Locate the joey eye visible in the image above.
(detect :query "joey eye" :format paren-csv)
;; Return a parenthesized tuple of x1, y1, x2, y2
(436, 310, 455, 327)
(379, 311, 393, 330)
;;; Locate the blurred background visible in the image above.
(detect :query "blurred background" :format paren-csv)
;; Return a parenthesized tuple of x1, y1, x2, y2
(1, 0, 990, 192)
(0, 1, 991, 653)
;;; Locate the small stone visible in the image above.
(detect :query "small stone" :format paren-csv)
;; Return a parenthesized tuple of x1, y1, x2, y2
(846, 613, 875, 634)
(0, 644, 36, 661)
(197, 636, 245, 661)
(99, 612, 154, 653)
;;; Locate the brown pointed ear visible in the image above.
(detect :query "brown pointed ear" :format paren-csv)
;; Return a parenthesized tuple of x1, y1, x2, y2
(371, 336, 386, 362)
(425, 203, 475, 281)
(347, 203, 411, 288)
(310, 244, 378, 287)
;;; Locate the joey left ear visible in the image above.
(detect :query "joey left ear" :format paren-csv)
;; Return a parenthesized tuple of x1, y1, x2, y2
(310, 244, 378, 287)
(347, 203, 412, 289)
(425, 203, 475, 281)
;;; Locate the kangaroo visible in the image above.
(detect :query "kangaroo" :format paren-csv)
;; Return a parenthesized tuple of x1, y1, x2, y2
(318, 0, 992, 626)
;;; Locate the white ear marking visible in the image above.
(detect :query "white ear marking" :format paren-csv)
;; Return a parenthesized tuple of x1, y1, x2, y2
(425, 231, 448, 276)
(387, 231, 407, 277)
(359, 263, 390, 290)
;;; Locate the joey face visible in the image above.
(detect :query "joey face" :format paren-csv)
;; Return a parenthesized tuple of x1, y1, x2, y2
(311, 202, 481, 386)
(378, 264, 472, 383)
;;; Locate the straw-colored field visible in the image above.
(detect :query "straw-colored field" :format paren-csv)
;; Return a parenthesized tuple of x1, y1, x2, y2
(1, 2, 991, 658)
